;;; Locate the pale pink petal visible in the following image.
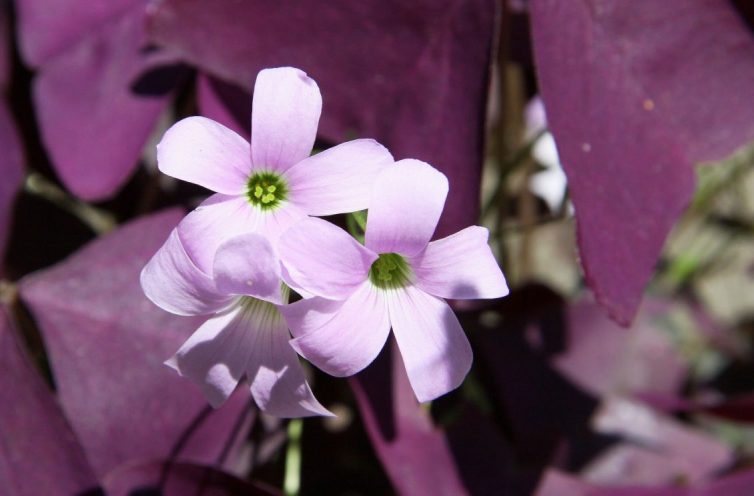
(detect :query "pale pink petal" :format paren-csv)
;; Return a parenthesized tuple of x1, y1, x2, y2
(244, 299, 332, 417)
(285, 139, 393, 215)
(179, 195, 306, 276)
(250, 67, 321, 173)
(387, 286, 472, 402)
(410, 226, 509, 300)
(165, 303, 248, 408)
(255, 200, 308, 243)
(365, 159, 448, 257)
(140, 229, 233, 316)
(282, 282, 390, 377)
(157, 116, 251, 194)
(177, 194, 262, 275)
(213, 233, 283, 304)
(278, 218, 376, 300)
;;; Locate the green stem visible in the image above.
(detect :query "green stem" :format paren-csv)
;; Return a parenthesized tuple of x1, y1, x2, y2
(24, 173, 116, 235)
(283, 419, 303, 496)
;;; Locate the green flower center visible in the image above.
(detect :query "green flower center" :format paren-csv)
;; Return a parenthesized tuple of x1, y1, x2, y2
(246, 172, 288, 210)
(368, 253, 412, 289)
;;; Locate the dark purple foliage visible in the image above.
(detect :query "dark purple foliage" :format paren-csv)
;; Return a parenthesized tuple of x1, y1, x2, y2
(552, 300, 686, 398)
(19, 210, 253, 477)
(0, 6, 24, 272)
(0, 305, 100, 495)
(103, 460, 280, 496)
(15, 0, 179, 200)
(530, 0, 754, 324)
(536, 468, 754, 496)
(350, 342, 469, 495)
(146, 0, 496, 237)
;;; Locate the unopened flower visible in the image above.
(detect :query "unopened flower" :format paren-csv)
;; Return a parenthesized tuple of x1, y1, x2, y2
(276, 160, 509, 402)
(140, 229, 332, 418)
(158, 66, 393, 274)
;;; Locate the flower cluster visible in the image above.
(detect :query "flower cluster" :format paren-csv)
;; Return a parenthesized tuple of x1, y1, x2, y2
(141, 67, 508, 417)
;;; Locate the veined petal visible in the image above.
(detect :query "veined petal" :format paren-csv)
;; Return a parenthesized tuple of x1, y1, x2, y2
(213, 233, 283, 304)
(157, 116, 251, 195)
(244, 299, 332, 418)
(140, 229, 233, 316)
(165, 303, 249, 408)
(177, 194, 262, 275)
(251, 67, 321, 173)
(411, 226, 509, 300)
(365, 159, 448, 257)
(255, 200, 308, 243)
(387, 286, 472, 402)
(278, 218, 376, 300)
(285, 139, 393, 216)
(282, 282, 390, 377)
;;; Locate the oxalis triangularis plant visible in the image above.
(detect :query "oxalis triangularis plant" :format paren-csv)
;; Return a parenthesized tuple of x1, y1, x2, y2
(141, 67, 509, 417)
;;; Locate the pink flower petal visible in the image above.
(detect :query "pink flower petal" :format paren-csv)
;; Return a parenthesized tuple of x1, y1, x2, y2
(177, 194, 262, 275)
(365, 159, 448, 257)
(244, 300, 332, 418)
(387, 286, 472, 402)
(282, 282, 390, 377)
(178, 195, 307, 276)
(285, 139, 393, 216)
(213, 233, 283, 304)
(140, 229, 233, 316)
(255, 199, 309, 243)
(165, 304, 249, 408)
(410, 226, 509, 300)
(278, 218, 376, 300)
(157, 116, 251, 195)
(251, 67, 321, 173)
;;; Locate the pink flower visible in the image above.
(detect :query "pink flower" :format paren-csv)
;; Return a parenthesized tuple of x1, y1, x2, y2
(158, 66, 393, 274)
(140, 229, 332, 418)
(276, 160, 509, 402)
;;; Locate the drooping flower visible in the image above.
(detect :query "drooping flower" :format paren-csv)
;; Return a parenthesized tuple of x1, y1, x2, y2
(140, 228, 332, 417)
(275, 159, 509, 402)
(157, 66, 393, 275)
(525, 96, 569, 214)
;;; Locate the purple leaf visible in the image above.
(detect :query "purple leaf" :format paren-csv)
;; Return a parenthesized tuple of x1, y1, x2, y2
(530, 0, 754, 324)
(536, 468, 754, 496)
(147, 0, 496, 237)
(16, 0, 181, 200)
(0, 305, 100, 495)
(0, 8, 24, 271)
(15, 0, 139, 66)
(552, 300, 687, 398)
(591, 397, 733, 485)
(535, 470, 686, 496)
(469, 285, 609, 469)
(103, 459, 279, 496)
(19, 210, 253, 478)
(197, 74, 250, 138)
(350, 341, 469, 496)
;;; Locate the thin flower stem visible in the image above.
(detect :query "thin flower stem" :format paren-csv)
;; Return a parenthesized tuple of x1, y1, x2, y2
(23, 172, 117, 235)
(159, 404, 213, 489)
(283, 419, 303, 496)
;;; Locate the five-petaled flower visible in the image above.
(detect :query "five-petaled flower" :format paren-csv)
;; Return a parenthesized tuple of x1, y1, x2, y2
(158, 66, 393, 276)
(275, 160, 509, 402)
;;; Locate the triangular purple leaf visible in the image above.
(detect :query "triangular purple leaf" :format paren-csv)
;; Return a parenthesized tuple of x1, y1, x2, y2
(350, 341, 469, 495)
(147, 0, 496, 236)
(530, 0, 754, 324)
(16, 0, 180, 200)
(0, 305, 101, 495)
(19, 210, 253, 477)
